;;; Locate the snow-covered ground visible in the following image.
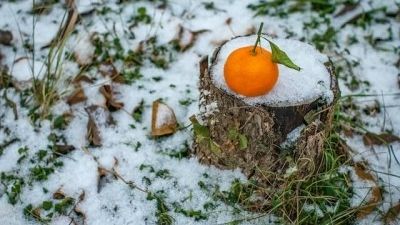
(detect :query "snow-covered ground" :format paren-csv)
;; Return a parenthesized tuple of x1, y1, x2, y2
(0, 0, 399, 224)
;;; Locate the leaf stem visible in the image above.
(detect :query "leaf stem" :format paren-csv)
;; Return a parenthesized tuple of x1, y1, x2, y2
(252, 22, 264, 55)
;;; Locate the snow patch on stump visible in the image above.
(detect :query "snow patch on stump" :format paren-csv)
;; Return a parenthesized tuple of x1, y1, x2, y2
(210, 35, 333, 107)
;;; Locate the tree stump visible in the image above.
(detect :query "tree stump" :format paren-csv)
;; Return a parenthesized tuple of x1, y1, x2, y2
(192, 36, 340, 209)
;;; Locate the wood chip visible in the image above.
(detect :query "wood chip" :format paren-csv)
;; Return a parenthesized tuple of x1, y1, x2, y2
(151, 100, 177, 137)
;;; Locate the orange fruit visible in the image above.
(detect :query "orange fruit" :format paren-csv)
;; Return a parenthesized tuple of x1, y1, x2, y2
(224, 46, 279, 97)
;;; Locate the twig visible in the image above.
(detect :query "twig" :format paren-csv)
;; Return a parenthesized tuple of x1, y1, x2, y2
(252, 22, 264, 55)
(81, 147, 148, 194)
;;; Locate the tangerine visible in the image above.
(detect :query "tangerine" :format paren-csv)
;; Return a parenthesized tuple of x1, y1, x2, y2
(223, 46, 279, 97)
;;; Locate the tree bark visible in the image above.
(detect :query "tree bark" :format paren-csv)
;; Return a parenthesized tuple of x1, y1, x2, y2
(193, 47, 339, 190)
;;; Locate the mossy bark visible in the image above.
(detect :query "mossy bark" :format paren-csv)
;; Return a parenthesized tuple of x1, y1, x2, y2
(193, 46, 339, 201)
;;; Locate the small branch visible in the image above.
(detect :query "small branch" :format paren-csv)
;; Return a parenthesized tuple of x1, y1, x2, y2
(81, 147, 148, 194)
(252, 22, 264, 55)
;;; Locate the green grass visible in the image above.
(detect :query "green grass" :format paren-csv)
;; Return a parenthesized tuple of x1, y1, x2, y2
(213, 101, 361, 225)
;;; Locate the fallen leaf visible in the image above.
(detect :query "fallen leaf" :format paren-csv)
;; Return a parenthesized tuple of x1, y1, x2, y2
(0, 30, 13, 45)
(54, 144, 75, 155)
(357, 186, 382, 219)
(99, 61, 125, 83)
(72, 75, 93, 85)
(99, 85, 124, 111)
(53, 188, 66, 199)
(85, 106, 105, 147)
(151, 100, 177, 137)
(97, 167, 112, 193)
(73, 206, 86, 225)
(383, 202, 400, 224)
(66, 89, 87, 105)
(32, 207, 41, 220)
(363, 132, 400, 146)
(354, 162, 376, 182)
(59, 0, 78, 41)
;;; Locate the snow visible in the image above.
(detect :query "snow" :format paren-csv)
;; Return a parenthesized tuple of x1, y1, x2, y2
(211, 35, 333, 106)
(155, 102, 175, 128)
(73, 33, 95, 66)
(280, 124, 306, 148)
(10, 58, 46, 81)
(0, 0, 399, 224)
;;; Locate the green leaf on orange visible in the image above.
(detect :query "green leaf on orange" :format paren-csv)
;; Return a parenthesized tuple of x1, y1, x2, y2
(265, 38, 301, 71)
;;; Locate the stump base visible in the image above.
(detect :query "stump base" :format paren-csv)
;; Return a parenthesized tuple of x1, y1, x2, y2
(192, 55, 339, 210)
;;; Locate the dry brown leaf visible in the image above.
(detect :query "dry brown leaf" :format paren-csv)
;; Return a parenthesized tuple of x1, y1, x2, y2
(54, 144, 76, 155)
(97, 167, 110, 193)
(363, 132, 400, 146)
(73, 206, 86, 225)
(98, 62, 125, 83)
(40, 0, 78, 49)
(60, 1, 78, 41)
(99, 61, 118, 77)
(53, 188, 66, 200)
(99, 85, 124, 111)
(357, 186, 382, 219)
(32, 207, 41, 220)
(66, 89, 87, 105)
(85, 109, 102, 147)
(342, 125, 354, 137)
(151, 100, 177, 137)
(73, 190, 86, 222)
(0, 30, 13, 45)
(354, 162, 376, 182)
(173, 25, 209, 52)
(72, 75, 93, 85)
(383, 202, 400, 224)
(97, 167, 107, 190)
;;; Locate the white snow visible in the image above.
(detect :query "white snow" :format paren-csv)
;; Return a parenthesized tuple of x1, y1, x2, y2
(10, 58, 46, 81)
(73, 33, 95, 66)
(155, 102, 175, 128)
(211, 35, 333, 106)
(0, 0, 399, 225)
